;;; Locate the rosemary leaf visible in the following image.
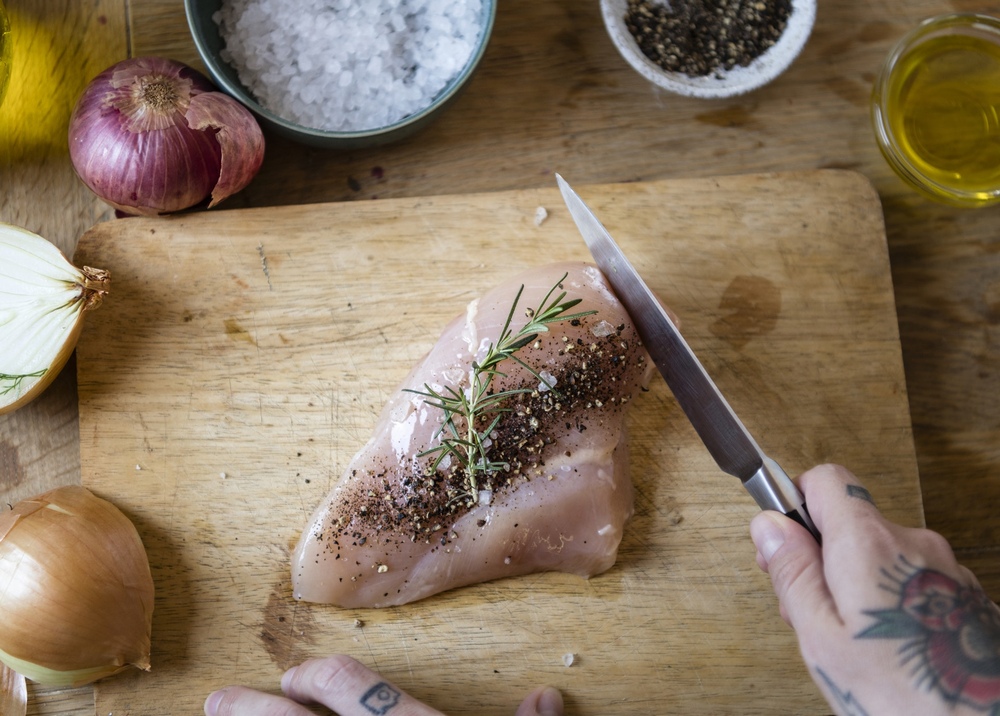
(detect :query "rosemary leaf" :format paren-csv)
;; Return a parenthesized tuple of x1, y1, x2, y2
(0, 370, 47, 397)
(409, 273, 597, 504)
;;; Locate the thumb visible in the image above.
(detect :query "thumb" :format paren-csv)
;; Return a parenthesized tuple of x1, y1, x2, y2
(514, 686, 563, 716)
(751, 511, 839, 632)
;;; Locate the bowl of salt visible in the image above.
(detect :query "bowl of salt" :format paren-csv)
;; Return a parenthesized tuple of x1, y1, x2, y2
(185, 0, 496, 148)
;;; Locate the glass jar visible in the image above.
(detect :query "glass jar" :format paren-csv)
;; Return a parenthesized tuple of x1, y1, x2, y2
(871, 14, 1000, 208)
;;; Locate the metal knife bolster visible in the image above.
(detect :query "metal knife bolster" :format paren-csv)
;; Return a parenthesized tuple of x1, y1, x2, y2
(745, 457, 819, 539)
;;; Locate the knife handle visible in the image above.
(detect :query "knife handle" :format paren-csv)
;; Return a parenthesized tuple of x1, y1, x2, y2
(744, 457, 821, 543)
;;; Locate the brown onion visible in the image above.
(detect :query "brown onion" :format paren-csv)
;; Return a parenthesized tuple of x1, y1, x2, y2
(0, 486, 154, 687)
(68, 56, 265, 216)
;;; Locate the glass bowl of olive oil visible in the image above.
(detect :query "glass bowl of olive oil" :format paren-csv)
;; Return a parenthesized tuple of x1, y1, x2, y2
(872, 14, 1000, 208)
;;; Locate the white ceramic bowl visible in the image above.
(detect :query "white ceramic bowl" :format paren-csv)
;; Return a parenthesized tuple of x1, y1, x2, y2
(601, 0, 816, 98)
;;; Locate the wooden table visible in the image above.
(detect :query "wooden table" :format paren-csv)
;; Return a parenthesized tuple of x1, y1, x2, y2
(2, 0, 999, 713)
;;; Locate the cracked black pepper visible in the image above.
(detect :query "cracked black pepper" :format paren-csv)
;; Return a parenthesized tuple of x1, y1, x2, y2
(625, 0, 793, 78)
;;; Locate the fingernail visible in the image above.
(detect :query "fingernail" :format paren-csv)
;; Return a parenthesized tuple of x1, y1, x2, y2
(751, 514, 786, 564)
(537, 686, 564, 716)
(204, 689, 225, 716)
(280, 665, 298, 692)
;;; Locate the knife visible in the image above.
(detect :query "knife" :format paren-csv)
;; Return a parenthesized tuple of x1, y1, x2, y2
(556, 174, 820, 541)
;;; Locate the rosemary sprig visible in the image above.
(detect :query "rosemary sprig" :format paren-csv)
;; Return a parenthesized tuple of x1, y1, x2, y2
(407, 273, 596, 504)
(0, 369, 47, 397)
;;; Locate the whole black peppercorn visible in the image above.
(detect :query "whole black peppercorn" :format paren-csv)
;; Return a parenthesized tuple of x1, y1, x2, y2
(625, 0, 792, 78)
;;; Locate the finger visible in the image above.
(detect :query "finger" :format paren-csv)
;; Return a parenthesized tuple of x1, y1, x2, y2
(797, 463, 884, 539)
(796, 465, 977, 621)
(514, 686, 563, 716)
(204, 686, 312, 716)
(797, 465, 905, 613)
(281, 655, 445, 716)
(750, 510, 839, 634)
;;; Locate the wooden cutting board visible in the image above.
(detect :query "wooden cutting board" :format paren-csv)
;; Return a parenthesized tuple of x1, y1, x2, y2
(74, 170, 922, 715)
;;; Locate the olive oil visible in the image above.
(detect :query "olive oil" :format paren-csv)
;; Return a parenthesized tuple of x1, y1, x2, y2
(874, 15, 1000, 206)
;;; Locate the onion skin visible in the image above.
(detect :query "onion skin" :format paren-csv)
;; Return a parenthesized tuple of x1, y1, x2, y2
(68, 56, 265, 216)
(0, 486, 154, 687)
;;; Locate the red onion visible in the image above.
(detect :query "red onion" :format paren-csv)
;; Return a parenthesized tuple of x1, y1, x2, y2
(68, 57, 265, 217)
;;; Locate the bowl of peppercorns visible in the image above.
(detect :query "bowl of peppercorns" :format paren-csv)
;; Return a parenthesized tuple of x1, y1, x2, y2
(602, 0, 816, 98)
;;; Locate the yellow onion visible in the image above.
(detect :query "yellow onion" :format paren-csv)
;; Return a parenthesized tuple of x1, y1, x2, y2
(0, 486, 154, 687)
(0, 222, 109, 415)
(68, 56, 265, 216)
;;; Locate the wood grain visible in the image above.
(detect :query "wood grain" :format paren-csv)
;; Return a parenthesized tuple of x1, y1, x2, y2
(3, 0, 1000, 713)
(0, 0, 120, 500)
(73, 171, 921, 715)
(121, 0, 1000, 584)
(120, 0, 1000, 596)
(0, 1, 124, 712)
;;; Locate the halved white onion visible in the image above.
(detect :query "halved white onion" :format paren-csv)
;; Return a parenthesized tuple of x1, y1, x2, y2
(0, 222, 109, 414)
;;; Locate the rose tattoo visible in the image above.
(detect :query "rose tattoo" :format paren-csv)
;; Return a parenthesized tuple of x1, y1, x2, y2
(857, 557, 1000, 713)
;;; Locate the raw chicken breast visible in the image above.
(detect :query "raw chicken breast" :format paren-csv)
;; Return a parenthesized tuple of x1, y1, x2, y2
(292, 262, 653, 607)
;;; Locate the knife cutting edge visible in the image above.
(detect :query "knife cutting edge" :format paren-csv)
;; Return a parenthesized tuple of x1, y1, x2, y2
(556, 174, 820, 542)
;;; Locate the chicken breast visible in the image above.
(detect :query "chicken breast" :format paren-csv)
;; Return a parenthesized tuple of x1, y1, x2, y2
(292, 262, 653, 607)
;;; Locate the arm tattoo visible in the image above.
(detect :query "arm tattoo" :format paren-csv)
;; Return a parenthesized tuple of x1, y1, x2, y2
(846, 483, 876, 506)
(855, 556, 1000, 713)
(815, 667, 870, 716)
(360, 682, 402, 714)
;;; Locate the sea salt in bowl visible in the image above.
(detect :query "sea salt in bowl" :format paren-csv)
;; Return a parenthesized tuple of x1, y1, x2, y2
(601, 0, 816, 99)
(184, 0, 495, 148)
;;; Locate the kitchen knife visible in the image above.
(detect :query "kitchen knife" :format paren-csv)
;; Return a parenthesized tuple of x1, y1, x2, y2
(556, 174, 820, 541)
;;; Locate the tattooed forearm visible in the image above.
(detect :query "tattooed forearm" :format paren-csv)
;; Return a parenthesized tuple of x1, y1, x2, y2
(846, 483, 876, 506)
(815, 667, 870, 716)
(856, 557, 1000, 713)
(360, 682, 402, 714)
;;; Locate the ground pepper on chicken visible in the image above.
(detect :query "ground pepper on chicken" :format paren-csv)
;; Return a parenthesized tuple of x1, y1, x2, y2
(323, 316, 645, 553)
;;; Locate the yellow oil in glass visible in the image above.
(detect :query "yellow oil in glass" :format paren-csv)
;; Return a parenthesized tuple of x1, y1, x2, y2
(884, 29, 1000, 202)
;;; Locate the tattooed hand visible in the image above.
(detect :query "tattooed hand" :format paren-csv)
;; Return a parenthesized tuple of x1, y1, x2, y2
(751, 463, 1000, 716)
(203, 654, 563, 716)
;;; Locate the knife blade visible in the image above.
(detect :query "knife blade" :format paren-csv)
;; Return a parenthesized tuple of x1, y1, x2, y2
(556, 174, 819, 540)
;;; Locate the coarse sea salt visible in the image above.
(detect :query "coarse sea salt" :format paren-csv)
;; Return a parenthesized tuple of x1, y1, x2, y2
(213, 0, 485, 132)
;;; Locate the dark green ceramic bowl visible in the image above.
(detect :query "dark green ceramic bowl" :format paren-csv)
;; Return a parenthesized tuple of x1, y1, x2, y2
(184, 0, 496, 149)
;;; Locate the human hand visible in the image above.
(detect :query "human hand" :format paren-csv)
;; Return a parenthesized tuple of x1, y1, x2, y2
(203, 654, 563, 716)
(751, 463, 1000, 716)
